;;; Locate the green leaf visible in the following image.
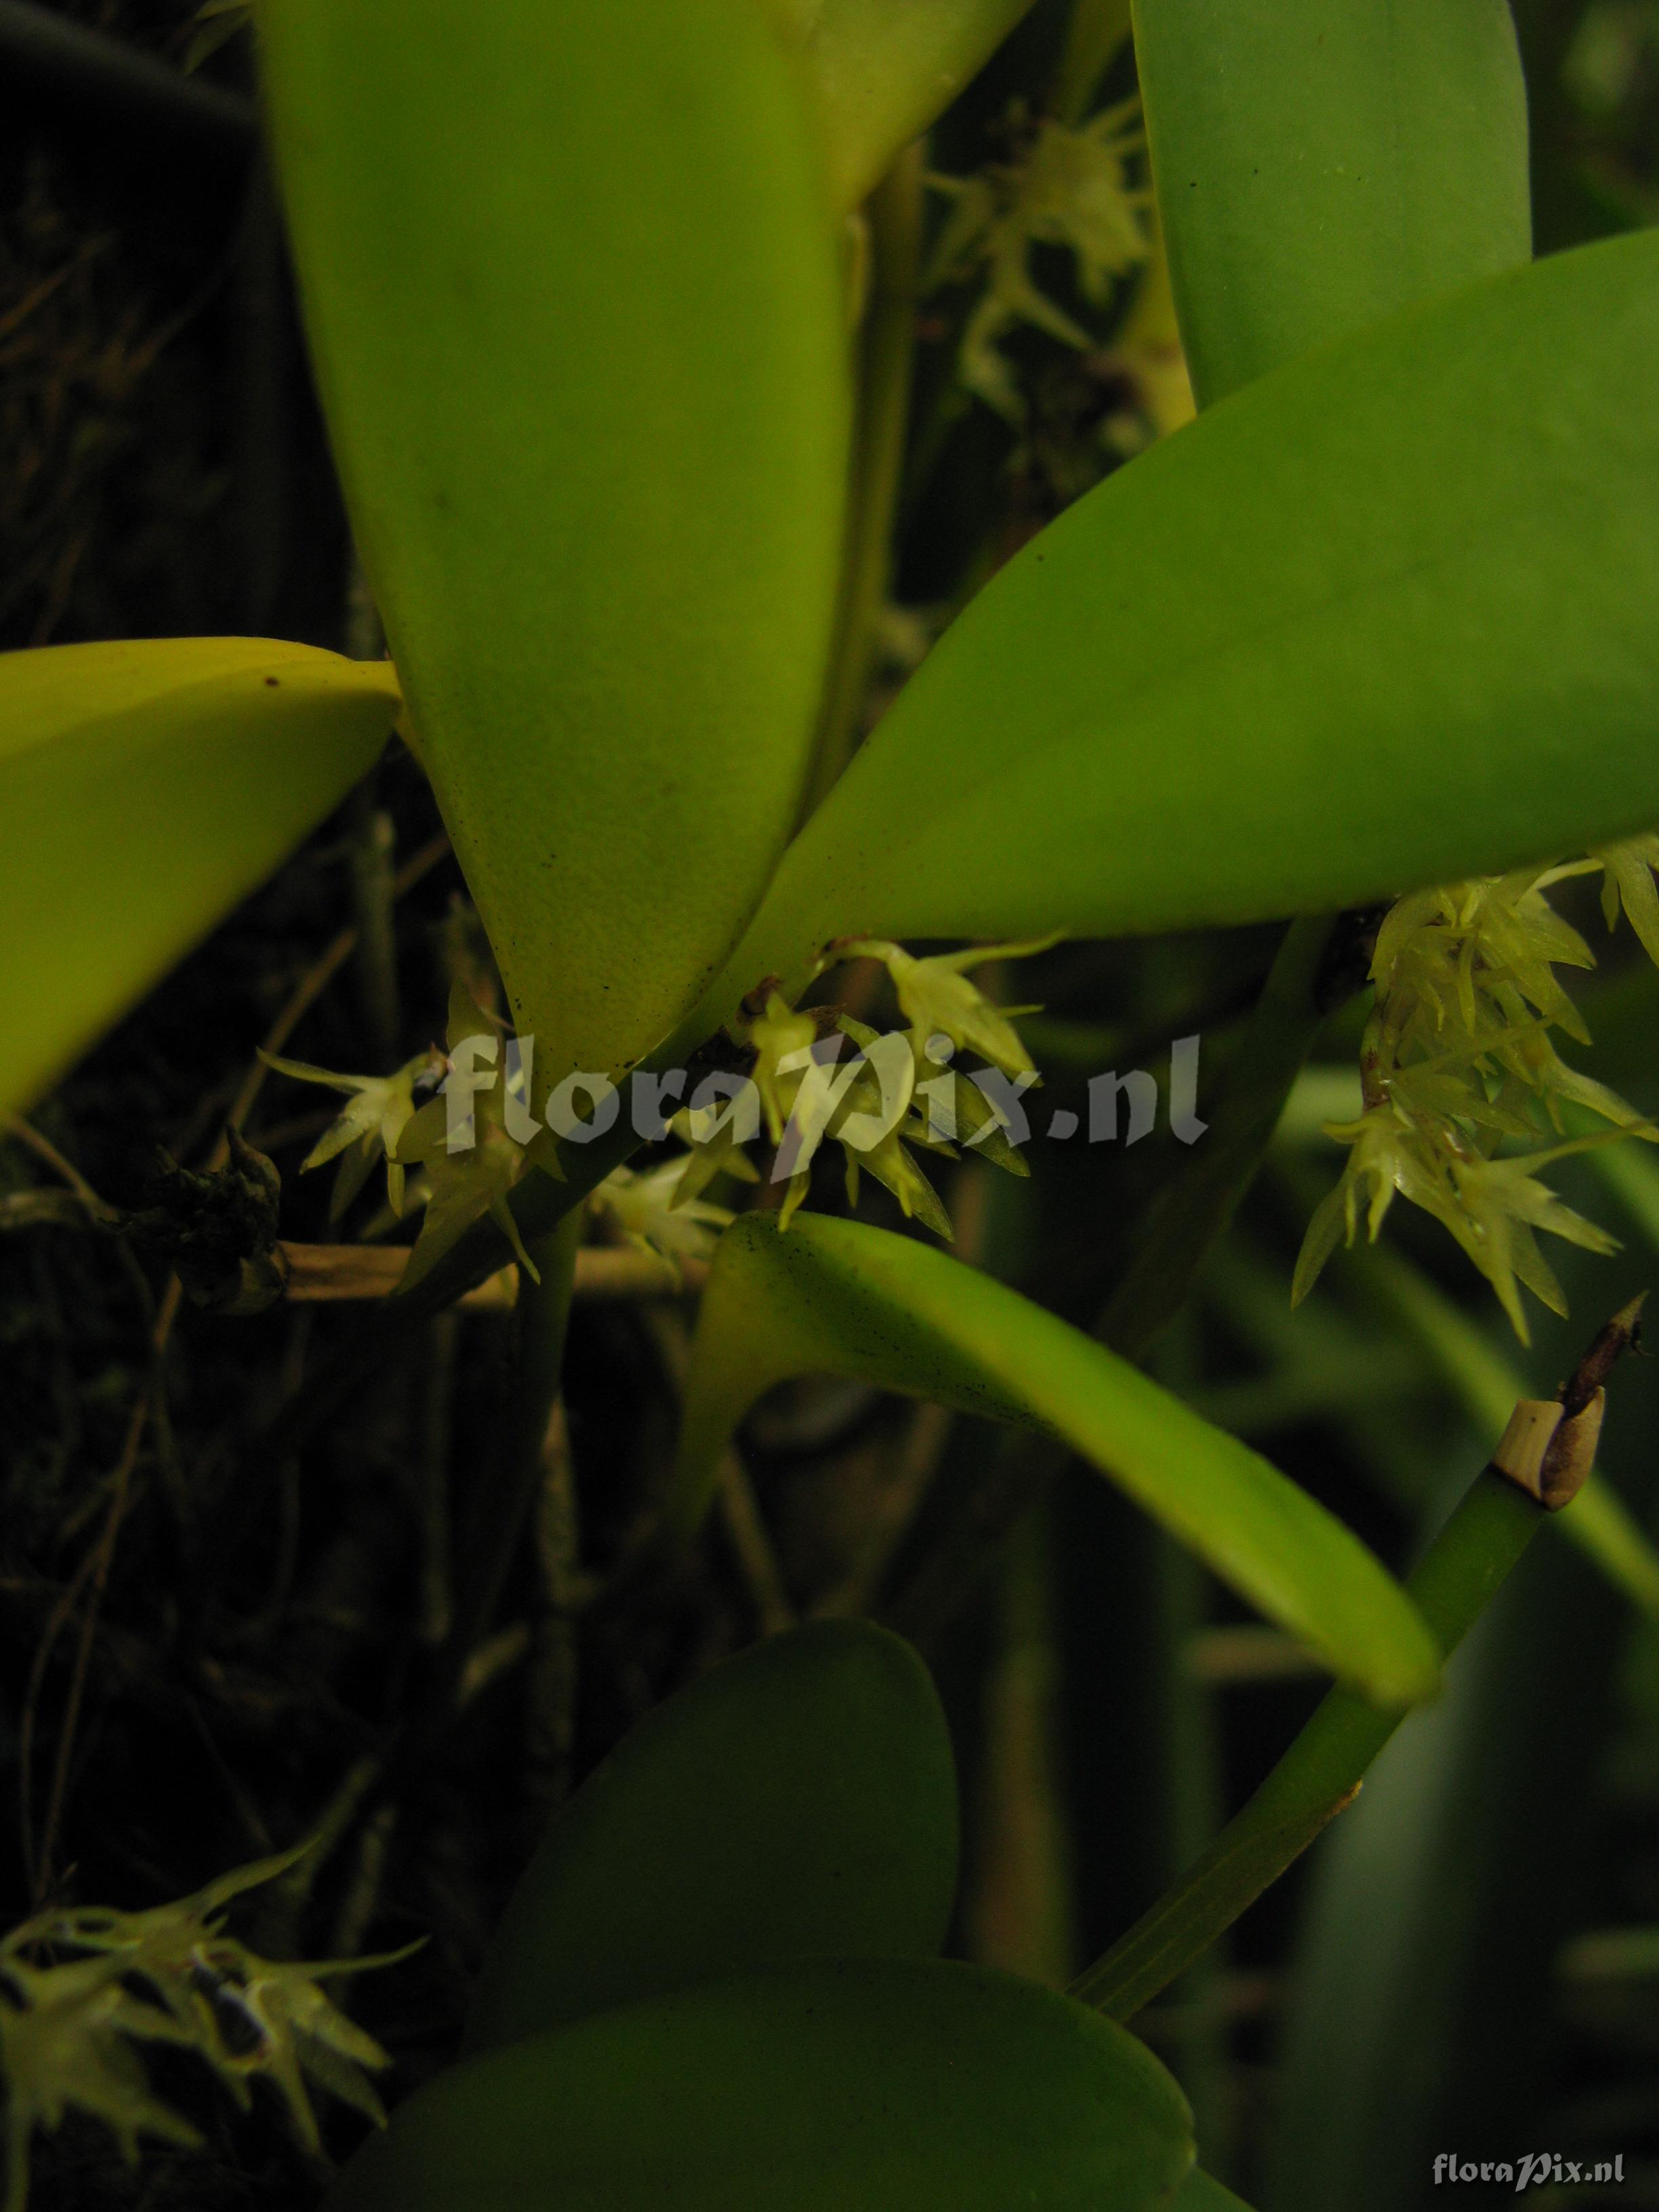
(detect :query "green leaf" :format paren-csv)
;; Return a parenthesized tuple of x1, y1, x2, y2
(329, 1961, 1194, 2212)
(1171, 2173, 1255, 2211)
(0, 638, 398, 1119)
(692, 231, 1659, 1027)
(1134, 0, 1530, 403)
(261, 0, 848, 1088)
(674, 1216, 1440, 1706)
(800, 0, 1042, 215)
(464, 1620, 959, 2051)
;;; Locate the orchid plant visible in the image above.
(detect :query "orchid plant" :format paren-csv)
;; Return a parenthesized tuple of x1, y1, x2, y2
(6, 0, 1659, 2205)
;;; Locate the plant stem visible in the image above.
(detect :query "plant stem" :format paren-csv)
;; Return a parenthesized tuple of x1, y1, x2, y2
(1071, 1465, 1540, 2020)
(415, 1311, 458, 1647)
(348, 794, 401, 1065)
(1070, 1298, 1644, 2020)
(526, 1399, 583, 1815)
(964, 1500, 1075, 1988)
(447, 1210, 582, 1674)
(0, 0, 255, 159)
(1149, 1533, 1235, 2166)
(800, 146, 924, 821)
(268, 1104, 642, 1457)
(1052, 0, 1134, 126)
(1099, 914, 1340, 1361)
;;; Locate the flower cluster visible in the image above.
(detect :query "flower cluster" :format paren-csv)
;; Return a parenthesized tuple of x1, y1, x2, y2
(706, 938, 1047, 1239)
(264, 945, 1049, 1281)
(268, 983, 556, 1288)
(926, 99, 1151, 422)
(0, 1845, 404, 2210)
(1296, 842, 1659, 1339)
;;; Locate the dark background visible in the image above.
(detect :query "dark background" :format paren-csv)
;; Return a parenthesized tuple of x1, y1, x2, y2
(3, 3, 1659, 2206)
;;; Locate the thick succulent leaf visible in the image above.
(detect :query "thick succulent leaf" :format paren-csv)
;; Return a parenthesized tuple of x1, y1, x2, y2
(465, 1620, 959, 2051)
(800, 0, 1041, 214)
(1172, 2174, 1255, 2211)
(0, 638, 398, 1117)
(1134, 0, 1530, 403)
(675, 1216, 1439, 1705)
(329, 1961, 1194, 2212)
(261, 0, 847, 1086)
(695, 232, 1659, 1023)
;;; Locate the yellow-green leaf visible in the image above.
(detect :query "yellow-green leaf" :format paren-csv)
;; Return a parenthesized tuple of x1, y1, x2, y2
(674, 1215, 1440, 1706)
(0, 638, 398, 1118)
(1172, 2174, 1254, 2212)
(261, 0, 848, 1088)
(689, 232, 1659, 1029)
(801, 0, 1042, 215)
(1134, 0, 1530, 404)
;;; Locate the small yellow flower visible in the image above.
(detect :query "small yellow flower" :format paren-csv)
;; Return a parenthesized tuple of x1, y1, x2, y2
(838, 935, 1055, 1079)
(1595, 832, 1659, 965)
(591, 1159, 732, 1271)
(743, 992, 819, 1145)
(666, 1103, 760, 1212)
(826, 1017, 953, 1240)
(1298, 846, 1659, 1339)
(260, 1047, 441, 1221)
(714, 940, 1052, 1239)
(392, 986, 558, 1288)
(926, 102, 1150, 421)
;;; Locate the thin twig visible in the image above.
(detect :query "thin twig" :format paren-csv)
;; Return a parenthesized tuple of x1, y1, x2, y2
(798, 145, 923, 819)
(415, 1313, 458, 1647)
(30, 1374, 152, 1902)
(455, 1621, 532, 1706)
(348, 796, 401, 1066)
(24, 836, 452, 1894)
(258, 1754, 386, 1956)
(0, 0, 256, 157)
(216, 830, 451, 1157)
(0, 1188, 94, 1231)
(716, 1452, 796, 1635)
(3, 1115, 116, 1216)
(813, 1399, 954, 1618)
(527, 1397, 584, 1815)
(277, 1240, 699, 1305)
(327, 1801, 398, 1990)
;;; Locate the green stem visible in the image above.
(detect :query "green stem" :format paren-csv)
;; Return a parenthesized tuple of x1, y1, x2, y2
(270, 1097, 642, 1458)
(0, 0, 255, 156)
(1070, 1462, 1545, 2020)
(1151, 1531, 1235, 2165)
(1053, 0, 1134, 125)
(800, 145, 924, 821)
(447, 1208, 582, 1675)
(964, 1500, 1076, 1987)
(1099, 914, 1340, 1361)
(347, 790, 401, 1065)
(1338, 1237, 1659, 1619)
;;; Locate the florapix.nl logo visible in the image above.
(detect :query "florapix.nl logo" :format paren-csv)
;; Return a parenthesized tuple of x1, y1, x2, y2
(435, 1028, 1209, 1174)
(1433, 2152, 1628, 2193)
